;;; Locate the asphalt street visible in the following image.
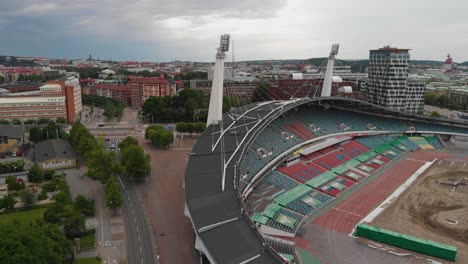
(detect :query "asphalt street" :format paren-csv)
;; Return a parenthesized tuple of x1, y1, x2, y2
(119, 175, 156, 264)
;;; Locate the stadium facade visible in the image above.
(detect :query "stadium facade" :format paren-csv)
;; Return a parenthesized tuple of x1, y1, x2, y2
(184, 38, 468, 263)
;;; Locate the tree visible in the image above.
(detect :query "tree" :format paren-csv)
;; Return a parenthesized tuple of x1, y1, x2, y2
(425, 92, 437, 105)
(194, 122, 206, 133)
(145, 125, 164, 139)
(74, 195, 95, 217)
(184, 98, 198, 121)
(19, 188, 35, 207)
(436, 95, 450, 107)
(430, 111, 441, 117)
(11, 119, 22, 125)
(24, 119, 36, 125)
(176, 122, 188, 133)
(0, 194, 16, 209)
(159, 131, 174, 147)
(63, 213, 86, 239)
(53, 191, 69, 204)
(103, 101, 116, 121)
(6, 175, 25, 192)
(149, 129, 164, 146)
(42, 181, 57, 192)
(0, 221, 70, 264)
(105, 176, 123, 212)
(55, 117, 67, 125)
(29, 127, 44, 143)
(121, 145, 150, 179)
(43, 170, 55, 180)
(37, 117, 50, 125)
(0, 119, 10, 124)
(118, 136, 139, 150)
(27, 164, 44, 183)
(86, 149, 122, 182)
(0, 75, 4, 83)
(44, 202, 69, 224)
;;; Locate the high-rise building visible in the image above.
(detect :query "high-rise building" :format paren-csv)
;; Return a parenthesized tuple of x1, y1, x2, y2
(367, 46, 425, 114)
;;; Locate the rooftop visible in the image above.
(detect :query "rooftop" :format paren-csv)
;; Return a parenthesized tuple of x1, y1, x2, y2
(0, 124, 25, 138)
(35, 139, 76, 163)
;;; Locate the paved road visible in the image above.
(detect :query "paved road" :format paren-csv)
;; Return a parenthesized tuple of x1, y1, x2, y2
(119, 175, 156, 264)
(98, 108, 156, 264)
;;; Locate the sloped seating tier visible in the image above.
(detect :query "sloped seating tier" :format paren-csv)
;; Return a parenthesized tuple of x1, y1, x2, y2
(261, 170, 301, 190)
(318, 176, 356, 197)
(277, 163, 311, 183)
(355, 137, 385, 149)
(355, 151, 378, 163)
(306, 171, 339, 188)
(283, 191, 333, 215)
(425, 136, 443, 148)
(339, 140, 369, 157)
(341, 170, 365, 182)
(313, 151, 352, 170)
(274, 185, 314, 207)
(277, 162, 327, 184)
(396, 136, 420, 150)
(408, 137, 434, 150)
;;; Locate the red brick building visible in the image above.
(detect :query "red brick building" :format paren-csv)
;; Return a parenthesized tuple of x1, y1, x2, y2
(128, 75, 170, 108)
(87, 83, 132, 105)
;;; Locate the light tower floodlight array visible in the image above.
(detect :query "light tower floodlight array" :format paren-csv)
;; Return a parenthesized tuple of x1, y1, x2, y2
(330, 44, 340, 56)
(220, 34, 230, 52)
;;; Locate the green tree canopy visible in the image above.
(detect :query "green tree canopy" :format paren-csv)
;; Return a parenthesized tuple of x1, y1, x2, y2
(27, 164, 44, 183)
(63, 213, 86, 239)
(86, 149, 122, 182)
(118, 136, 139, 150)
(29, 127, 44, 143)
(19, 188, 35, 207)
(159, 131, 174, 147)
(0, 221, 70, 264)
(74, 195, 95, 217)
(0, 194, 16, 209)
(105, 176, 123, 211)
(121, 145, 150, 179)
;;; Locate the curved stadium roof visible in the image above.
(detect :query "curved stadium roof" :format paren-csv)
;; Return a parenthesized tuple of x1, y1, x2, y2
(184, 97, 468, 264)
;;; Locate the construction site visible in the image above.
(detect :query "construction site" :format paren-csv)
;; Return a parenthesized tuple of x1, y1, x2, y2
(370, 158, 468, 263)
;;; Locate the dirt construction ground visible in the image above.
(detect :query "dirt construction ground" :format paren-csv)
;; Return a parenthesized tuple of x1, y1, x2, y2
(371, 160, 468, 263)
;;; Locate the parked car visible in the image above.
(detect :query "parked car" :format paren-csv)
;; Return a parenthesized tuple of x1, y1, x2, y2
(0, 153, 6, 159)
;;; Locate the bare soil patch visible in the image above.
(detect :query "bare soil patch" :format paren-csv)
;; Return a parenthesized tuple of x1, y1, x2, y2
(371, 162, 468, 263)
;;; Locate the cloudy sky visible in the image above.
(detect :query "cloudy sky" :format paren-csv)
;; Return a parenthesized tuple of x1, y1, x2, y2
(0, 0, 467, 62)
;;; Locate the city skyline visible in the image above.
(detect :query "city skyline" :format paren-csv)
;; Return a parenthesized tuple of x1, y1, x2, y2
(0, 0, 467, 62)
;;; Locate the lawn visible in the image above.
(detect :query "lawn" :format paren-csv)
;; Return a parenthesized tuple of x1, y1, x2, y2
(75, 257, 100, 264)
(0, 207, 46, 225)
(79, 233, 95, 249)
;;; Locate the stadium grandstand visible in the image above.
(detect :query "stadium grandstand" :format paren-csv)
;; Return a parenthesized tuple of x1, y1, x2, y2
(184, 38, 468, 263)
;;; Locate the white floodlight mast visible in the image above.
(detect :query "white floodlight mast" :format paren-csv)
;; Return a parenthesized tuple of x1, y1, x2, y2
(207, 34, 230, 127)
(321, 44, 340, 97)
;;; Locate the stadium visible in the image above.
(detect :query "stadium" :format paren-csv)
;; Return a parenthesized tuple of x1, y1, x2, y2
(184, 37, 468, 264)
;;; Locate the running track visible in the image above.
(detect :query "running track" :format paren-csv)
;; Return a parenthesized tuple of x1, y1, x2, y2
(310, 154, 436, 234)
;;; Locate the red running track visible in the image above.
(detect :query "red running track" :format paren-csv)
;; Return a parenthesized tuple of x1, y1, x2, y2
(311, 158, 428, 234)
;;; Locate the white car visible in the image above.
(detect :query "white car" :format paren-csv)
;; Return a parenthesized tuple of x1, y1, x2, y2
(110, 144, 116, 149)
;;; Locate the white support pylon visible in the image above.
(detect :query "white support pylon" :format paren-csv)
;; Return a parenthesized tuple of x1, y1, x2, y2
(207, 34, 230, 127)
(321, 44, 339, 97)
